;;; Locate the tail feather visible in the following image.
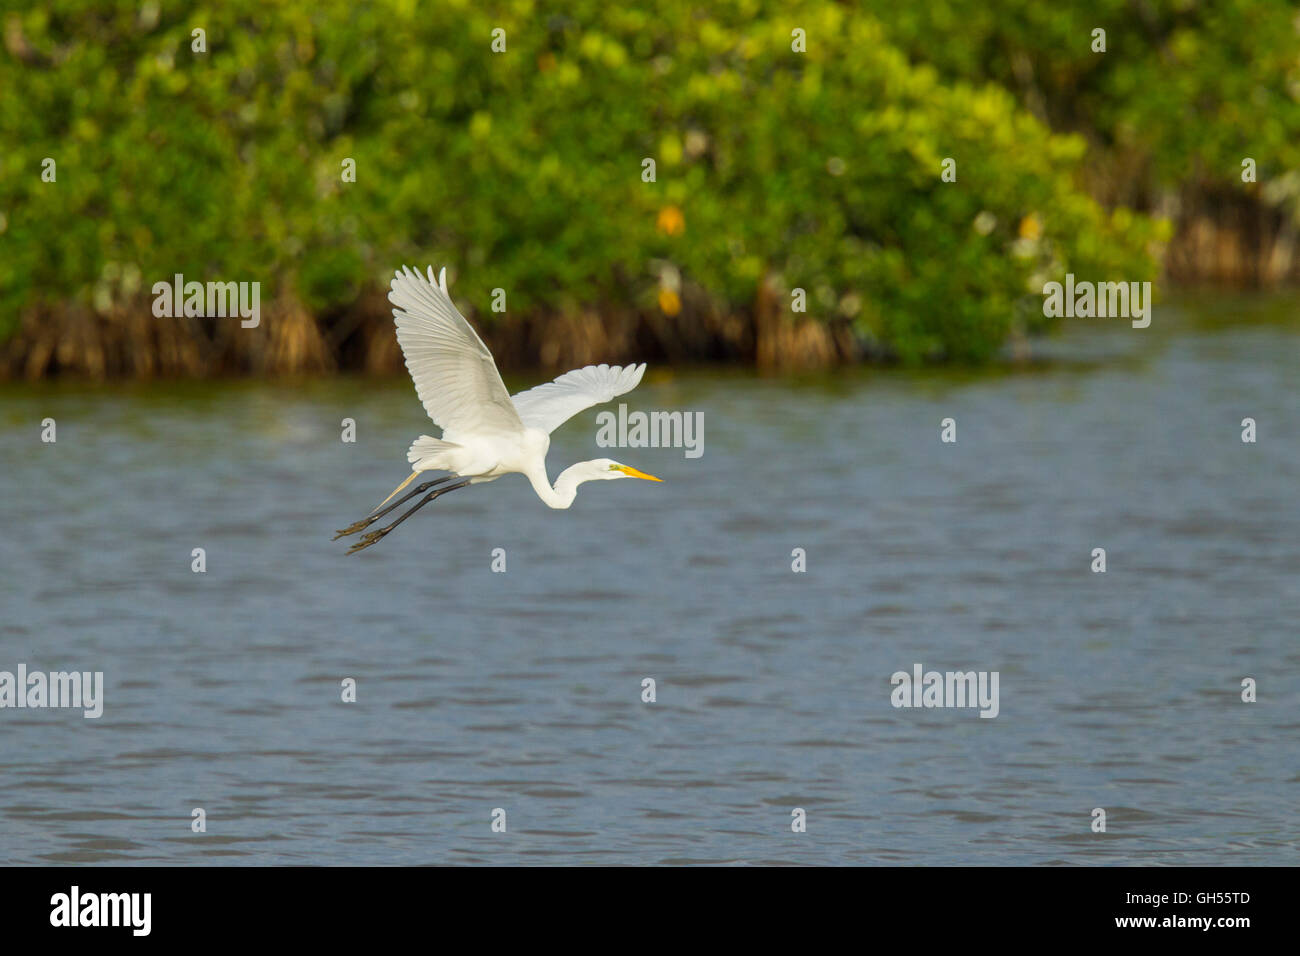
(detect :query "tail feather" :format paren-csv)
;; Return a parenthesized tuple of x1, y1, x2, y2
(407, 434, 458, 467)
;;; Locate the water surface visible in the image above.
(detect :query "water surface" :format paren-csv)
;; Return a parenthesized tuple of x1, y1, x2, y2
(1, 296, 1297, 864)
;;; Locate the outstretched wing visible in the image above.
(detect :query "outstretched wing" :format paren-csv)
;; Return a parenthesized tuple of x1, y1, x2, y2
(510, 362, 647, 434)
(389, 265, 524, 436)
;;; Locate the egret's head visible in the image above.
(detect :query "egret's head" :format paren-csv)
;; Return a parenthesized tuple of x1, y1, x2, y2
(588, 458, 663, 482)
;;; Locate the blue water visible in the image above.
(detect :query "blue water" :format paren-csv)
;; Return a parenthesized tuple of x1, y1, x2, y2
(0, 297, 1296, 863)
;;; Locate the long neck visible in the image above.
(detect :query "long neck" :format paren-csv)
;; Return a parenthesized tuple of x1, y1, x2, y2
(526, 464, 585, 510)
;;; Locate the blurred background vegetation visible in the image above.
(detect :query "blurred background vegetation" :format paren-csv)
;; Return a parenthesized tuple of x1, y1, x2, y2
(1, 0, 1294, 378)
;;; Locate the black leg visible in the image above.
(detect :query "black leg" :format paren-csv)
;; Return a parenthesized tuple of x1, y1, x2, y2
(346, 479, 472, 555)
(333, 474, 457, 539)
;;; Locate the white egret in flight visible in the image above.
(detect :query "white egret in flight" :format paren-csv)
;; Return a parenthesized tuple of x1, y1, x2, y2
(335, 265, 661, 554)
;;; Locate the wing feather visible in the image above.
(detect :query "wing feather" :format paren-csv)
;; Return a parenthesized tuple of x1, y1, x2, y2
(510, 362, 647, 434)
(389, 265, 523, 436)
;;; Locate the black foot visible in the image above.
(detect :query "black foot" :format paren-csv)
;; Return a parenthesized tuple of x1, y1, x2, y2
(346, 528, 390, 555)
(333, 516, 377, 540)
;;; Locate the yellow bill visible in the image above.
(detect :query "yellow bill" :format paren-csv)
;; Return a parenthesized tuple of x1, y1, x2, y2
(616, 465, 663, 482)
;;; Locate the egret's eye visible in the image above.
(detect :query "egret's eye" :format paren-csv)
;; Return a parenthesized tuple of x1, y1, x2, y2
(608, 464, 620, 471)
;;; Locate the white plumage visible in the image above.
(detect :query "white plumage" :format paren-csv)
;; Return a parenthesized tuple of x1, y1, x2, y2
(511, 361, 647, 434)
(334, 265, 661, 553)
(390, 264, 521, 437)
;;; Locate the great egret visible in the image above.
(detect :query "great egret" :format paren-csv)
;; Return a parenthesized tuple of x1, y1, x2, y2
(334, 265, 662, 554)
